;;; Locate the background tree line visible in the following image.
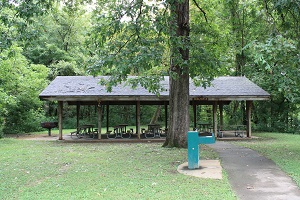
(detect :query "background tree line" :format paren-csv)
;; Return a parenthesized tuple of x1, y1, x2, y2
(0, 0, 299, 138)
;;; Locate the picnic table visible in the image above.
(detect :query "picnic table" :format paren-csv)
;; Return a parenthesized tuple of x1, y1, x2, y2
(217, 124, 246, 138)
(234, 125, 246, 137)
(112, 124, 131, 138)
(71, 124, 95, 139)
(145, 124, 161, 138)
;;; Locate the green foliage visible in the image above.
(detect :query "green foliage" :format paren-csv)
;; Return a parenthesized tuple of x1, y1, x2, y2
(88, 0, 170, 90)
(9, 0, 54, 20)
(223, 0, 271, 76)
(23, 3, 92, 68)
(0, 45, 49, 134)
(246, 35, 299, 102)
(0, 89, 8, 138)
(216, 0, 300, 132)
(244, 35, 299, 131)
(188, 3, 221, 85)
(0, 1, 57, 51)
(48, 61, 84, 80)
(272, 0, 300, 40)
(0, 6, 25, 51)
(89, 0, 220, 93)
(25, 43, 72, 66)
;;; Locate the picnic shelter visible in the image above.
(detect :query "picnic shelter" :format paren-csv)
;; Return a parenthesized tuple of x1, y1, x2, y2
(39, 76, 270, 140)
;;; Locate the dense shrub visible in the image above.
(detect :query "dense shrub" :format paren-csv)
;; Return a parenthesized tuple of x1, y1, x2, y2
(0, 45, 48, 135)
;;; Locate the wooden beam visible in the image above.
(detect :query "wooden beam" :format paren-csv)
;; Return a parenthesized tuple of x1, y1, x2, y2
(42, 94, 269, 102)
(164, 102, 168, 129)
(246, 101, 252, 138)
(67, 100, 231, 106)
(213, 102, 217, 135)
(58, 101, 63, 140)
(97, 102, 102, 139)
(76, 103, 80, 129)
(219, 103, 223, 130)
(106, 104, 109, 133)
(193, 101, 197, 129)
(136, 101, 141, 139)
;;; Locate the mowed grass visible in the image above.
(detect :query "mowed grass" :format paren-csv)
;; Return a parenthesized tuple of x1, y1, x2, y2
(232, 132, 300, 187)
(0, 138, 236, 200)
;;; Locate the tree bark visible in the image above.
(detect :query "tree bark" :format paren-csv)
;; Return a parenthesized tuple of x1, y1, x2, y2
(163, 0, 190, 148)
(164, 73, 190, 147)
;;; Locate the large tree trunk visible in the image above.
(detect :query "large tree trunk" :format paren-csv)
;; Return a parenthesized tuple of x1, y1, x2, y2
(163, 0, 190, 148)
(164, 73, 190, 147)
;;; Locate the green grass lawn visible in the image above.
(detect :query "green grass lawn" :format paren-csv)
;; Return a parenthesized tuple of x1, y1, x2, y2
(232, 132, 300, 187)
(0, 137, 236, 200)
(3, 131, 299, 199)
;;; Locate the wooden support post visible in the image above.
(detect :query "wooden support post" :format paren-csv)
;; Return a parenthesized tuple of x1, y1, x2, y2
(164, 102, 168, 129)
(58, 101, 63, 140)
(246, 101, 252, 138)
(136, 101, 141, 139)
(193, 101, 197, 129)
(97, 101, 102, 139)
(106, 104, 109, 133)
(213, 101, 217, 135)
(219, 104, 223, 130)
(76, 102, 80, 129)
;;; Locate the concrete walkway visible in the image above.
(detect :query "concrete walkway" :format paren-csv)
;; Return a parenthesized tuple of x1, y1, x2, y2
(209, 141, 300, 200)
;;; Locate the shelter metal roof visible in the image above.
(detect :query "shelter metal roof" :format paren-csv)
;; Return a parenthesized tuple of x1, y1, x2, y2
(39, 76, 270, 102)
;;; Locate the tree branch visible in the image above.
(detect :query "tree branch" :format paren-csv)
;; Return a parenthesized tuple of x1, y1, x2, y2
(115, 33, 136, 55)
(136, 0, 143, 22)
(192, 0, 208, 23)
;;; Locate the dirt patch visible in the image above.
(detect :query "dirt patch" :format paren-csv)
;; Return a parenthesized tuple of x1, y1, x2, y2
(177, 160, 222, 179)
(5, 133, 59, 141)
